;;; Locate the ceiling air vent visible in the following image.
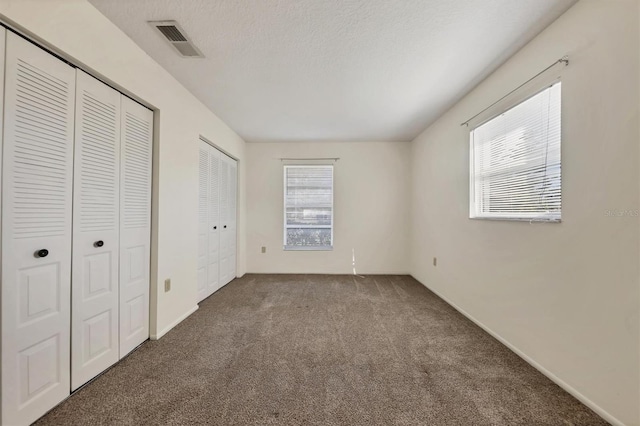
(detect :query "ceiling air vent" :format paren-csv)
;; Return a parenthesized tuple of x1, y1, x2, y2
(148, 20, 204, 58)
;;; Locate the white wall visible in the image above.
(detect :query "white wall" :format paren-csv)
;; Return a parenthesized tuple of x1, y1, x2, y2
(247, 141, 410, 274)
(0, 0, 247, 338)
(410, 1, 639, 425)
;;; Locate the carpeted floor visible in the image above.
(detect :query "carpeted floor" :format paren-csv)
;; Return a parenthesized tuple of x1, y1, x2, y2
(36, 274, 606, 425)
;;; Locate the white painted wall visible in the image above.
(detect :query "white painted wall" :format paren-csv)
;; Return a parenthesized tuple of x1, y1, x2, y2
(0, 0, 247, 339)
(410, 1, 639, 425)
(247, 142, 410, 274)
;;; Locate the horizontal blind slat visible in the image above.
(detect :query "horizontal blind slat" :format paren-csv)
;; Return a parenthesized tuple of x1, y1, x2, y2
(471, 82, 561, 219)
(284, 165, 333, 246)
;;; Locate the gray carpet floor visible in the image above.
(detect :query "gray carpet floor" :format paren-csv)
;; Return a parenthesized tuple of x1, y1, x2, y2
(37, 274, 606, 425)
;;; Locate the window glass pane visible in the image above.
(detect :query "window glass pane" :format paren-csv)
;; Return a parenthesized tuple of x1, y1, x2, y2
(285, 168, 332, 207)
(470, 82, 561, 220)
(284, 166, 333, 249)
(286, 207, 332, 226)
(286, 228, 332, 247)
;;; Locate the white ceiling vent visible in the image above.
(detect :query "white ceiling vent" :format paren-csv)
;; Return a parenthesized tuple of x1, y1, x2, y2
(148, 20, 203, 58)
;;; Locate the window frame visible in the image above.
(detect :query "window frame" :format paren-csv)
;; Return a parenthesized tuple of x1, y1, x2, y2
(469, 82, 562, 222)
(283, 164, 334, 251)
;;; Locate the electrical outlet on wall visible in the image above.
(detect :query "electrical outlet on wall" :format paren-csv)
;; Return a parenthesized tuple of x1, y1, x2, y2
(164, 279, 171, 292)
(261, 246, 266, 253)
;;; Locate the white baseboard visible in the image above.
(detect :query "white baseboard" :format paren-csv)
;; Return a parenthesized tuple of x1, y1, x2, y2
(411, 275, 623, 426)
(243, 271, 411, 275)
(150, 305, 199, 340)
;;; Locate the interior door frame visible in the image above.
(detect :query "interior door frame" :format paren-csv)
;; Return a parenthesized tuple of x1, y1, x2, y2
(0, 24, 4, 424)
(0, 26, 5, 292)
(198, 135, 239, 285)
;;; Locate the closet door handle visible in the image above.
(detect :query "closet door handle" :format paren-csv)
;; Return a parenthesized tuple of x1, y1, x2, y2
(224, 225, 227, 229)
(213, 226, 217, 230)
(35, 249, 49, 258)
(94, 240, 104, 248)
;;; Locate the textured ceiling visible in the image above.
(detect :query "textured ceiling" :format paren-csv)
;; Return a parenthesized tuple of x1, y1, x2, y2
(88, 0, 576, 142)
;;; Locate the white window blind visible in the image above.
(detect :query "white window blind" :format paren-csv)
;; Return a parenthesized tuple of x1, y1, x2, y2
(284, 165, 333, 250)
(470, 82, 561, 221)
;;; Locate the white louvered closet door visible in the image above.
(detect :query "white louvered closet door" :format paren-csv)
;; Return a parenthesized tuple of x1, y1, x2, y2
(219, 153, 237, 286)
(119, 97, 152, 358)
(227, 156, 237, 280)
(197, 142, 209, 302)
(71, 71, 121, 390)
(207, 147, 221, 294)
(1, 32, 76, 426)
(218, 157, 230, 285)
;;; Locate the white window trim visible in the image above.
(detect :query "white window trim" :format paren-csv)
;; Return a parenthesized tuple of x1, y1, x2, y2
(283, 165, 334, 251)
(469, 82, 562, 223)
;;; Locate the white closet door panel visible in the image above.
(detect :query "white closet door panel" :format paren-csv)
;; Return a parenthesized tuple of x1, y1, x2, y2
(197, 142, 209, 302)
(207, 147, 220, 295)
(218, 158, 230, 285)
(0, 29, 4, 240)
(2, 32, 75, 426)
(71, 70, 121, 390)
(228, 158, 237, 280)
(219, 154, 237, 286)
(119, 96, 152, 358)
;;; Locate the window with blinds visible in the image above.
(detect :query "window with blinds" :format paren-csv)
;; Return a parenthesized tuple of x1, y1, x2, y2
(470, 82, 561, 221)
(284, 165, 333, 250)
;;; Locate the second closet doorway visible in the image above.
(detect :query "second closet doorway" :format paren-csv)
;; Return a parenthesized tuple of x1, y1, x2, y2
(198, 138, 237, 302)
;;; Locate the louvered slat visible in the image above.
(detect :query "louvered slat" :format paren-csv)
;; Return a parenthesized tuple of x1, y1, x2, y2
(229, 160, 237, 224)
(12, 60, 71, 238)
(78, 90, 118, 232)
(199, 146, 209, 224)
(122, 111, 151, 229)
(219, 159, 229, 223)
(209, 150, 220, 225)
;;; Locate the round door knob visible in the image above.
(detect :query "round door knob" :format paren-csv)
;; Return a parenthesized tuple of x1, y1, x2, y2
(213, 226, 217, 230)
(35, 249, 49, 258)
(94, 240, 104, 248)
(224, 225, 227, 229)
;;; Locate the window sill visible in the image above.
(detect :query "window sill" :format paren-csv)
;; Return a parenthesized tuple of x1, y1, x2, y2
(469, 216, 561, 223)
(284, 246, 333, 251)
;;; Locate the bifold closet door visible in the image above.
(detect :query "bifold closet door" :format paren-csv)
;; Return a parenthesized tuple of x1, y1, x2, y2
(198, 141, 221, 302)
(219, 153, 237, 286)
(119, 96, 152, 358)
(207, 147, 221, 294)
(71, 70, 121, 390)
(218, 156, 229, 285)
(198, 141, 231, 302)
(219, 154, 237, 286)
(1, 31, 75, 426)
(197, 142, 209, 301)
(226, 156, 237, 280)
